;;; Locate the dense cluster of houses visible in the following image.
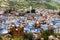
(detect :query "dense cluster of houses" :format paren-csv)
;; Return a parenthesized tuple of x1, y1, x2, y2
(0, 8, 60, 40)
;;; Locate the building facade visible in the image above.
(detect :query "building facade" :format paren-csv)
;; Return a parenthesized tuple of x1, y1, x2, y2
(54, 27, 60, 34)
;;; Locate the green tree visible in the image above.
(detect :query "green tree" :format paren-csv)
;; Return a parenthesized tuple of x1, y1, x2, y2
(41, 29, 54, 40)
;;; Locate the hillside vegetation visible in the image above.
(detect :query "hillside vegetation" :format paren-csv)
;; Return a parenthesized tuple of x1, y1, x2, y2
(0, 0, 60, 10)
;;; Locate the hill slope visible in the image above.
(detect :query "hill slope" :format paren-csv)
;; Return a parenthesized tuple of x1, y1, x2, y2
(0, 0, 60, 10)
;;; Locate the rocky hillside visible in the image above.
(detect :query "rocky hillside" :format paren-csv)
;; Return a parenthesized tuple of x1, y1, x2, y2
(0, 0, 60, 10)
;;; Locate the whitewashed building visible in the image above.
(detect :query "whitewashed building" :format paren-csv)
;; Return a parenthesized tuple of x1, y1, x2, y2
(54, 27, 60, 34)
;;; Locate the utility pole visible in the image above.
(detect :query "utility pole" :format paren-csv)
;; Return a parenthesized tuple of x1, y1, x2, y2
(29, 0, 32, 14)
(30, 6, 32, 14)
